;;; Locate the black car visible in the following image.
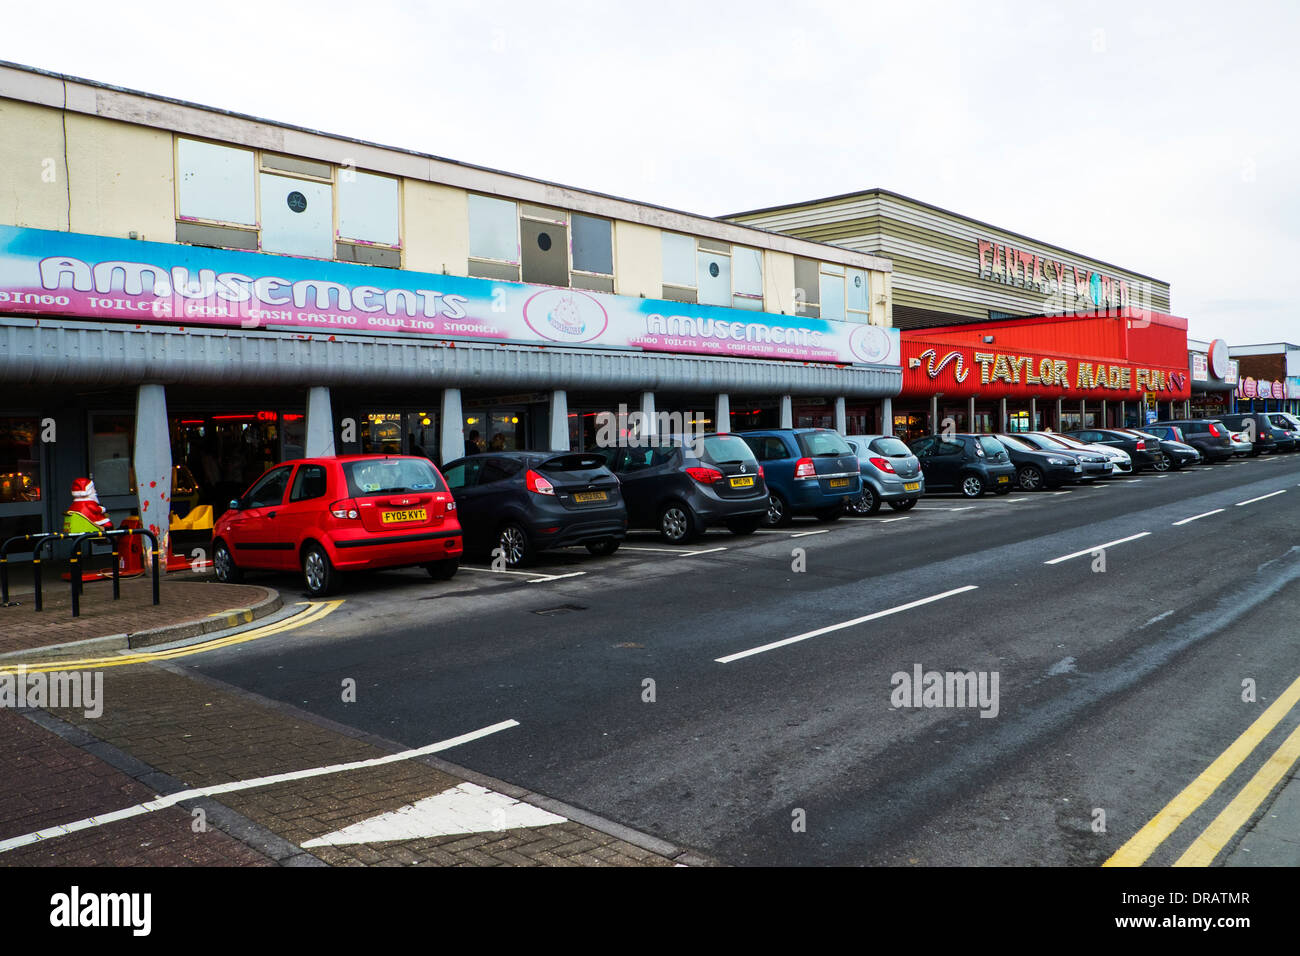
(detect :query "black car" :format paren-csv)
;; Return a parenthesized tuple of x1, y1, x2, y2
(1064, 429, 1167, 473)
(441, 451, 627, 567)
(1213, 412, 1297, 455)
(1113, 428, 1201, 470)
(993, 433, 1086, 490)
(907, 434, 1016, 497)
(597, 432, 768, 543)
(1009, 432, 1114, 480)
(1148, 420, 1236, 462)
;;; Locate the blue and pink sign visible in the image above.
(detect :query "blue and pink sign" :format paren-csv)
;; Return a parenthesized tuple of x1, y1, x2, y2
(0, 226, 900, 367)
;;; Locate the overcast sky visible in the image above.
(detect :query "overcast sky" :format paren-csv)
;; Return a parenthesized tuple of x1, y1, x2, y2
(3, 0, 1296, 345)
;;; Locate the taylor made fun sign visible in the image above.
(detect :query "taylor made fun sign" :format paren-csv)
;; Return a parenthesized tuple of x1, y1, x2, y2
(0, 226, 900, 368)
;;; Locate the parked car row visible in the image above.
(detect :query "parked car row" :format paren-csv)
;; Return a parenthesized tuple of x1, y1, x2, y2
(210, 414, 1300, 595)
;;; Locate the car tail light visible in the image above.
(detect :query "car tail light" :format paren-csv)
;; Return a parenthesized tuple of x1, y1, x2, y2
(525, 470, 555, 495)
(686, 466, 723, 484)
(1208, 424, 1222, 437)
(794, 457, 817, 478)
(757, 464, 764, 478)
(869, 456, 896, 474)
(1134, 440, 1146, 450)
(329, 498, 360, 520)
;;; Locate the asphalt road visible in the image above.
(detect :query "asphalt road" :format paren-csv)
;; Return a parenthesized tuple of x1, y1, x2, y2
(184, 452, 1300, 865)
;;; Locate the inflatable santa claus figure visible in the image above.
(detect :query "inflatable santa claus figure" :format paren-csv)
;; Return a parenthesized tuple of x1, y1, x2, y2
(67, 478, 113, 532)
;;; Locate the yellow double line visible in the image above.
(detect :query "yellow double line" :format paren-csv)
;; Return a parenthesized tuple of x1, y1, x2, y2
(1105, 669, 1300, 867)
(0, 600, 341, 675)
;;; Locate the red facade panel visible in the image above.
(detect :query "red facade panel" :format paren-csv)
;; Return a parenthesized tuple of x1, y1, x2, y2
(900, 310, 1191, 402)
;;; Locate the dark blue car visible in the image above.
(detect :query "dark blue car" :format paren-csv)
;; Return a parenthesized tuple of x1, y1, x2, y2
(737, 428, 862, 526)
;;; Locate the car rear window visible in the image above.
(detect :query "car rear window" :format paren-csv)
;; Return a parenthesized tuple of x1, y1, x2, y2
(539, 453, 607, 472)
(979, 437, 1007, 457)
(795, 430, 853, 457)
(344, 457, 444, 497)
(869, 437, 911, 456)
(699, 435, 758, 466)
(995, 434, 1032, 451)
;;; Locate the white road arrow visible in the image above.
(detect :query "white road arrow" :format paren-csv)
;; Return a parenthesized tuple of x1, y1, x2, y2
(302, 783, 566, 847)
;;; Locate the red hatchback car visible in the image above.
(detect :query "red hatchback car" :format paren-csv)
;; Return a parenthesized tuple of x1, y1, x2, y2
(212, 455, 462, 597)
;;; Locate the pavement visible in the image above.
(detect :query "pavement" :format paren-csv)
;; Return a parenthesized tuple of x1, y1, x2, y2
(0, 568, 279, 659)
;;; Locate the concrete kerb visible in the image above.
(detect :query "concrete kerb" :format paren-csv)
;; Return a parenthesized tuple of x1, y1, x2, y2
(0, 588, 284, 664)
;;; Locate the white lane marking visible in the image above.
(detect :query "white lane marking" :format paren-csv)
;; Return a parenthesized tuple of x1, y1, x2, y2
(685, 546, 729, 555)
(302, 782, 564, 847)
(460, 567, 588, 583)
(1140, 609, 1175, 629)
(878, 516, 911, 523)
(790, 529, 830, 537)
(995, 497, 1030, 503)
(619, 545, 707, 553)
(1236, 489, 1287, 506)
(526, 571, 587, 583)
(1173, 509, 1225, 526)
(1044, 532, 1151, 565)
(912, 506, 975, 511)
(1048, 491, 1072, 495)
(0, 720, 520, 855)
(715, 586, 979, 664)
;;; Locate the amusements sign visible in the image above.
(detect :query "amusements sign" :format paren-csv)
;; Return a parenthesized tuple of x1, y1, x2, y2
(0, 226, 900, 368)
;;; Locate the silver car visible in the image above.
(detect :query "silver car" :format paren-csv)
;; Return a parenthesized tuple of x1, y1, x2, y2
(844, 434, 925, 515)
(1030, 431, 1134, 475)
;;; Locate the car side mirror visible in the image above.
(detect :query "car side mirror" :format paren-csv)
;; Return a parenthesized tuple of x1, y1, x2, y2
(229, 499, 241, 511)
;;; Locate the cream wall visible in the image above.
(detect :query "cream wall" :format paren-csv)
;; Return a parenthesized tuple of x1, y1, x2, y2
(0, 98, 69, 230)
(612, 221, 659, 298)
(66, 114, 174, 241)
(403, 180, 469, 276)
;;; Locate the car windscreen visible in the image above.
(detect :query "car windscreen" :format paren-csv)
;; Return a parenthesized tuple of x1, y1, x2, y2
(869, 437, 912, 457)
(795, 430, 853, 457)
(996, 434, 1033, 451)
(698, 434, 759, 466)
(344, 458, 444, 497)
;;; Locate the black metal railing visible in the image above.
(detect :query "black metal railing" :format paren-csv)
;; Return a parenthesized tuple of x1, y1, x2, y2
(0, 528, 160, 616)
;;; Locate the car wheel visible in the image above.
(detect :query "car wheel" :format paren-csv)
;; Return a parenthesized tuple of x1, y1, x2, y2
(495, 523, 532, 568)
(301, 543, 337, 597)
(815, 506, 844, 523)
(959, 474, 985, 498)
(887, 498, 918, 512)
(848, 485, 881, 516)
(1016, 465, 1045, 491)
(725, 515, 762, 535)
(213, 539, 242, 583)
(425, 559, 458, 580)
(1152, 457, 1170, 472)
(586, 538, 620, 556)
(762, 492, 792, 528)
(658, 502, 698, 544)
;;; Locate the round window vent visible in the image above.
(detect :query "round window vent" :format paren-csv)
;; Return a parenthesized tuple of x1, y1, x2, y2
(537, 232, 552, 252)
(708, 261, 720, 278)
(286, 191, 307, 213)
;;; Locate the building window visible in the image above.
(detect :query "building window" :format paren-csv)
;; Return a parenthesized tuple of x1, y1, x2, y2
(468, 195, 521, 280)
(570, 214, 614, 291)
(89, 414, 135, 498)
(0, 418, 42, 504)
(520, 204, 569, 287)
(819, 262, 846, 321)
(665, 236, 765, 309)
(260, 172, 334, 259)
(338, 171, 400, 247)
(794, 257, 821, 318)
(846, 268, 869, 319)
(176, 139, 257, 226)
(795, 259, 869, 322)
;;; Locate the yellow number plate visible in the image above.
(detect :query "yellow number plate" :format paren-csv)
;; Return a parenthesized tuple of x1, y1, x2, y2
(996, 475, 1010, 484)
(729, 476, 755, 488)
(828, 478, 850, 489)
(904, 482, 920, 492)
(382, 508, 426, 524)
(573, 491, 608, 503)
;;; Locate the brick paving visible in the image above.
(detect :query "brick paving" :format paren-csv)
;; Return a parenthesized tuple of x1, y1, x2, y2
(0, 710, 272, 867)
(0, 664, 687, 867)
(0, 574, 272, 655)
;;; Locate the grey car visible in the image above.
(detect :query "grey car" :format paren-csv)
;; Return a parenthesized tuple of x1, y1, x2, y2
(844, 434, 925, 515)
